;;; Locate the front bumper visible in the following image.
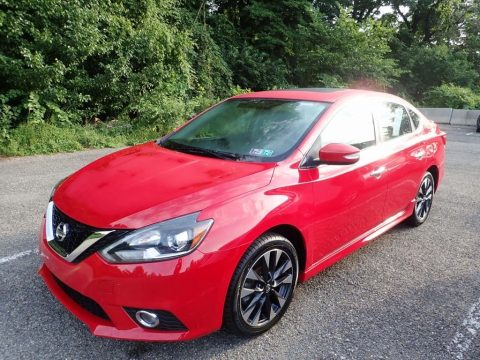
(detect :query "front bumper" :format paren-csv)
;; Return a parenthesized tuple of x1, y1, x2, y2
(38, 219, 246, 341)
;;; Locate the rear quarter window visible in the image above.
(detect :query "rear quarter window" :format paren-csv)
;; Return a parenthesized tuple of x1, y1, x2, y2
(408, 108, 421, 129)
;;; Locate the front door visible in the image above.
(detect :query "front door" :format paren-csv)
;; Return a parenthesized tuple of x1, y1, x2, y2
(304, 101, 389, 262)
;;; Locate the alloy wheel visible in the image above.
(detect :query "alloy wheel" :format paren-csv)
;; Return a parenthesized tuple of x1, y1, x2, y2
(415, 175, 434, 221)
(239, 248, 294, 327)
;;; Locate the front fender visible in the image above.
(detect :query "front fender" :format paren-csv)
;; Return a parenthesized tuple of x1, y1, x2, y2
(197, 181, 314, 266)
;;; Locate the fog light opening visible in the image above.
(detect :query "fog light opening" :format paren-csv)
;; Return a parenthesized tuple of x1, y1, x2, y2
(135, 310, 160, 328)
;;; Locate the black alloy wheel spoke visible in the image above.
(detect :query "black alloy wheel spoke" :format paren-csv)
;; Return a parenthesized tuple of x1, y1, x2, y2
(273, 257, 292, 280)
(246, 268, 265, 284)
(250, 296, 266, 326)
(263, 293, 274, 321)
(240, 249, 294, 327)
(243, 292, 264, 319)
(267, 250, 278, 274)
(272, 289, 287, 307)
(240, 286, 257, 299)
(260, 254, 271, 281)
(275, 273, 293, 287)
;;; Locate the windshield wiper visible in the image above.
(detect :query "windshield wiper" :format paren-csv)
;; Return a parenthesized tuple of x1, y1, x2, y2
(162, 141, 243, 161)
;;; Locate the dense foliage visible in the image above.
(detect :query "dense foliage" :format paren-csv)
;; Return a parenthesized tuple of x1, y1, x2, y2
(1, 0, 479, 155)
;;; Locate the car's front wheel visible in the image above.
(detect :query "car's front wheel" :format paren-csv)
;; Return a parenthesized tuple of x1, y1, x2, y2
(223, 232, 299, 336)
(408, 172, 435, 226)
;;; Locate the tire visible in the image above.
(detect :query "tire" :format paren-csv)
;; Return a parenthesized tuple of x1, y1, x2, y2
(476, 116, 480, 133)
(223, 232, 299, 336)
(408, 172, 435, 227)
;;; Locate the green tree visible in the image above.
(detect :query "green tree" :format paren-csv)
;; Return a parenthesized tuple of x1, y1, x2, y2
(294, 9, 400, 88)
(388, 0, 466, 44)
(423, 84, 480, 109)
(314, 0, 386, 21)
(391, 44, 478, 101)
(461, 0, 480, 73)
(211, 0, 315, 89)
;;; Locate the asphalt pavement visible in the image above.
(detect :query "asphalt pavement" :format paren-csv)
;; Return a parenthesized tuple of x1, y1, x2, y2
(0, 125, 479, 360)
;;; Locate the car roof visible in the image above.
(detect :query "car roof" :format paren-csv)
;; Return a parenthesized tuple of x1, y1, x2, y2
(232, 88, 396, 103)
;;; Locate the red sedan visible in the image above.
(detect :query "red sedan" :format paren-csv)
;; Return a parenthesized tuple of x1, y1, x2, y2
(38, 89, 446, 341)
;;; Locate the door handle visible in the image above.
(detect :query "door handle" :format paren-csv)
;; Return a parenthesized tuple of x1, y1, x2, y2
(370, 166, 386, 178)
(412, 149, 426, 160)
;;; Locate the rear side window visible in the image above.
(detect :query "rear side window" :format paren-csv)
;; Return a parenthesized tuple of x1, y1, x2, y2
(320, 104, 376, 150)
(408, 109, 421, 129)
(375, 102, 412, 142)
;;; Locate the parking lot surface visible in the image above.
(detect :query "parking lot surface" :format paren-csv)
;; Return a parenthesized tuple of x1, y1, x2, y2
(0, 125, 479, 360)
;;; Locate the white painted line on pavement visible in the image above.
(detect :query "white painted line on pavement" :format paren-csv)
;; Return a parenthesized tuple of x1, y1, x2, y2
(447, 297, 480, 359)
(466, 132, 473, 135)
(0, 249, 37, 264)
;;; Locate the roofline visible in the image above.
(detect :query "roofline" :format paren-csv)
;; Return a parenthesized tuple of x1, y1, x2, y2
(231, 88, 408, 104)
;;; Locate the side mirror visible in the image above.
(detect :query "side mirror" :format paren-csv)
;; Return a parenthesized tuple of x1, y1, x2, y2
(319, 143, 360, 165)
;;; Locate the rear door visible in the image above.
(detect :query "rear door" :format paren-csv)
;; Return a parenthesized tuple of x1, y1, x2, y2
(373, 101, 426, 218)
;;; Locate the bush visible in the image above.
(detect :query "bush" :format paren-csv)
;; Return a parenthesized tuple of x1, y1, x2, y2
(423, 84, 480, 109)
(0, 121, 160, 156)
(0, 0, 230, 140)
(0, 88, 252, 156)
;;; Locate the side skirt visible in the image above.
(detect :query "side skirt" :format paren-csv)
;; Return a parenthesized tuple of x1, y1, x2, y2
(300, 210, 410, 282)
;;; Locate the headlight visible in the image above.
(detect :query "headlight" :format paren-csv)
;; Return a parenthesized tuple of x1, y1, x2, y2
(100, 212, 213, 263)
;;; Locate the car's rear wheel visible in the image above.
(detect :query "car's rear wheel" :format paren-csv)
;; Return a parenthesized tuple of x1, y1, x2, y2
(408, 172, 435, 226)
(223, 232, 299, 336)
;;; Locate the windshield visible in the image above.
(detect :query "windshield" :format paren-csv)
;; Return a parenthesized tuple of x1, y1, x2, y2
(160, 99, 330, 162)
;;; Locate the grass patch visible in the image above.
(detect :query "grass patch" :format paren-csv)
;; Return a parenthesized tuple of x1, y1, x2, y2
(0, 122, 161, 156)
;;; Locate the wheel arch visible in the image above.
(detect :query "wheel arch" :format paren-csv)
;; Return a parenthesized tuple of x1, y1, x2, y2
(264, 224, 307, 274)
(427, 164, 439, 192)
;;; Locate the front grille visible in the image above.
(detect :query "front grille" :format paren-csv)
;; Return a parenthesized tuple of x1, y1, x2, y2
(53, 274, 110, 321)
(49, 205, 130, 263)
(125, 308, 188, 331)
(74, 230, 129, 263)
(51, 205, 98, 255)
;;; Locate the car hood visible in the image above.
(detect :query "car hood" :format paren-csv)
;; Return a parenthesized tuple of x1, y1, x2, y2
(53, 142, 275, 229)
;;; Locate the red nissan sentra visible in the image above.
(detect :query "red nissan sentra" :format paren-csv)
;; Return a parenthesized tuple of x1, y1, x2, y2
(38, 89, 446, 341)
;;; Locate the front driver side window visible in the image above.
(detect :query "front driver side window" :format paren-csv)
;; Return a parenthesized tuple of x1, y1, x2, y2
(321, 104, 376, 150)
(302, 102, 376, 167)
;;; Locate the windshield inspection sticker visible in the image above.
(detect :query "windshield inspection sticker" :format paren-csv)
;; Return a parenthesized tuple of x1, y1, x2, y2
(249, 148, 274, 157)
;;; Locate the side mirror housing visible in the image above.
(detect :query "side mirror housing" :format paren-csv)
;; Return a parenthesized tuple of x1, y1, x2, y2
(319, 143, 360, 165)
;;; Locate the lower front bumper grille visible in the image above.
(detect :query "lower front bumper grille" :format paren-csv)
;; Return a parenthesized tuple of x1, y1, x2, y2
(52, 275, 110, 321)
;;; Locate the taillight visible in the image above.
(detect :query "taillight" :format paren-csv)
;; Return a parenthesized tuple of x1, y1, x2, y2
(434, 123, 447, 146)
